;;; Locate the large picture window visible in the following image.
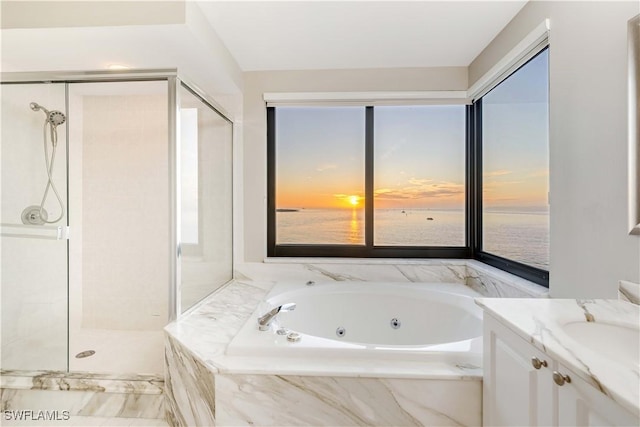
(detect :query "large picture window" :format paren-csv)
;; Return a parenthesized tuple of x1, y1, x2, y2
(267, 47, 549, 286)
(268, 105, 469, 258)
(474, 47, 550, 283)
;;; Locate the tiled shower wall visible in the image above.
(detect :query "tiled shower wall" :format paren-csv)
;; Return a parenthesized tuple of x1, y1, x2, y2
(78, 93, 169, 331)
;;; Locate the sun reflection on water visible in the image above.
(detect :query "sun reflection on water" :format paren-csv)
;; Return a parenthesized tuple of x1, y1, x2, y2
(348, 208, 362, 244)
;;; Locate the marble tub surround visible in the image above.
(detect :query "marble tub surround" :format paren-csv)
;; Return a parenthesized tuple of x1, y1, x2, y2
(238, 259, 467, 284)
(476, 298, 640, 417)
(165, 332, 481, 427)
(164, 278, 484, 426)
(465, 260, 548, 298)
(0, 370, 165, 419)
(164, 335, 216, 427)
(236, 259, 548, 298)
(164, 263, 545, 426)
(619, 279, 640, 304)
(164, 279, 481, 379)
(164, 279, 271, 369)
(214, 374, 481, 426)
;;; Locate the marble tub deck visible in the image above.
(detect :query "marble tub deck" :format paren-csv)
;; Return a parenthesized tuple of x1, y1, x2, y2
(164, 260, 547, 426)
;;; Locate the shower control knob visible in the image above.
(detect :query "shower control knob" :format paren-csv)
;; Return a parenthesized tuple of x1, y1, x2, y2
(531, 357, 547, 370)
(553, 371, 571, 386)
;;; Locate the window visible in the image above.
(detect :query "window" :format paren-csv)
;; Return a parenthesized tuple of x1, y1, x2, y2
(474, 48, 549, 283)
(274, 107, 365, 245)
(374, 106, 466, 246)
(268, 105, 469, 258)
(267, 48, 549, 286)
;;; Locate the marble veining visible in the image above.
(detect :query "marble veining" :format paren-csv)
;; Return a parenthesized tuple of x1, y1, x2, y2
(476, 298, 640, 416)
(235, 260, 548, 298)
(164, 280, 270, 368)
(164, 261, 547, 426)
(0, 370, 165, 420)
(215, 374, 480, 426)
(395, 263, 467, 284)
(619, 280, 640, 305)
(1, 388, 164, 419)
(164, 335, 216, 427)
(465, 261, 548, 298)
(0, 370, 163, 394)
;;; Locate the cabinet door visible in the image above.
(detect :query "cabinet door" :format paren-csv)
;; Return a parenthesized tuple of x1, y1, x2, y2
(484, 314, 556, 427)
(557, 363, 639, 427)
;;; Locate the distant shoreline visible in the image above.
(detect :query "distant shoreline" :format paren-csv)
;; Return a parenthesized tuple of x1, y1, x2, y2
(276, 208, 300, 212)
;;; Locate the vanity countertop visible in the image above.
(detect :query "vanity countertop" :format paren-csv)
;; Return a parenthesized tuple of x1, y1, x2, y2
(475, 298, 640, 416)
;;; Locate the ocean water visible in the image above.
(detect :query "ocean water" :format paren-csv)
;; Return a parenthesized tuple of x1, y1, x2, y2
(276, 208, 549, 269)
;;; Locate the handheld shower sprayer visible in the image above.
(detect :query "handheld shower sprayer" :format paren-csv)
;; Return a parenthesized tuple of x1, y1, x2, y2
(21, 101, 66, 225)
(30, 102, 66, 127)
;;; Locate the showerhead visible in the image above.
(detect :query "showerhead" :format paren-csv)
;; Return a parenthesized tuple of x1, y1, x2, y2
(29, 102, 66, 127)
(48, 111, 66, 127)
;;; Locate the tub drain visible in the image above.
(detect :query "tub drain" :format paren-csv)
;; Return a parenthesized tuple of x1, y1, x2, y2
(336, 327, 346, 338)
(75, 350, 95, 359)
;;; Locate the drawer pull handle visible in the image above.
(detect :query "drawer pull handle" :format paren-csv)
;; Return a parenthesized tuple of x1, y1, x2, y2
(531, 357, 547, 369)
(553, 371, 571, 386)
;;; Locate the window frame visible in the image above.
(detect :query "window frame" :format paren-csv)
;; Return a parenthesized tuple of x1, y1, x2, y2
(267, 105, 472, 259)
(471, 47, 550, 287)
(266, 51, 550, 288)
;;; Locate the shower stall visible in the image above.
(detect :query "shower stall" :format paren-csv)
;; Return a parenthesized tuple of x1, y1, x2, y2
(0, 70, 233, 375)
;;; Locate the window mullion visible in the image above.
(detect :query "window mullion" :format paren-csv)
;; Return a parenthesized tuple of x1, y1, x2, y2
(266, 107, 276, 256)
(365, 106, 374, 250)
(473, 100, 483, 255)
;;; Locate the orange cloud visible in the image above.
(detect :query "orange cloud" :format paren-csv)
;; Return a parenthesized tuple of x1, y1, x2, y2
(483, 170, 512, 178)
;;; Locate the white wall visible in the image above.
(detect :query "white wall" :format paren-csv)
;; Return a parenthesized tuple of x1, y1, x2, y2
(241, 67, 468, 263)
(0, 1, 185, 29)
(470, 1, 640, 297)
(0, 1, 243, 114)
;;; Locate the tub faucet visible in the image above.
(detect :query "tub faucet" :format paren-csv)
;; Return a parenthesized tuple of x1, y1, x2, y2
(257, 303, 296, 331)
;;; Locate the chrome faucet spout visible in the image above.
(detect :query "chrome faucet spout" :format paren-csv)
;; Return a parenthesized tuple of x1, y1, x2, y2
(257, 302, 296, 331)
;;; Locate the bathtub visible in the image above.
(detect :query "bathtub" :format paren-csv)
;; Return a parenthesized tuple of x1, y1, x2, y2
(227, 281, 483, 365)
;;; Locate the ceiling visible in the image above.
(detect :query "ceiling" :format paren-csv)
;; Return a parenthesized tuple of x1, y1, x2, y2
(197, 1, 528, 71)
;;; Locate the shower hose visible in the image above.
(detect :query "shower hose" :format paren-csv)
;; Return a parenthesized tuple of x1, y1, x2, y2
(38, 119, 65, 223)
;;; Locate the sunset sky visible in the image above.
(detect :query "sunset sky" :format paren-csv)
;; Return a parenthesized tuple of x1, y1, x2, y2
(275, 50, 548, 212)
(482, 49, 549, 212)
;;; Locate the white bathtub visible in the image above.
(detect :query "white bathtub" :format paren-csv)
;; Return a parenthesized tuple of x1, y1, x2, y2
(227, 281, 483, 365)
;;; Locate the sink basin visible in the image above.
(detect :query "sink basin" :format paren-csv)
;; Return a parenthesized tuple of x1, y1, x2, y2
(561, 321, 640, 367)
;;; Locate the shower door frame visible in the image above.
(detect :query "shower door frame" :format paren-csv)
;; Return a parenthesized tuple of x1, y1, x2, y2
(1, 68, 234, 329)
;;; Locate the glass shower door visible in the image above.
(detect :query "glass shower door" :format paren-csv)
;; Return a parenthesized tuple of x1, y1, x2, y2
(1, 83, 69, 370)
(179, 84, 233, 313)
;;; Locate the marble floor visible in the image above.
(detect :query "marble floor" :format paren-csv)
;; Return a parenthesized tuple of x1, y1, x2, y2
(1, 416, 168, 426)
(69, 328, 164, 375)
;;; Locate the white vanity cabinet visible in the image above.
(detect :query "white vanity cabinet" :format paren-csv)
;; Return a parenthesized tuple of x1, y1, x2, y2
(483, 313, 639, 427)
(556, 361, 639, 426)
(483, 313, 557, 426)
